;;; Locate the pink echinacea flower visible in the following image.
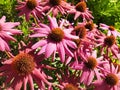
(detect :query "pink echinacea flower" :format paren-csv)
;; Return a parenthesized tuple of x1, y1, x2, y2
(68, 1, 93, 20)
(95, 32, 119, 59)
(0, 16, 22, 51)
(93, 63, 120, 90)
(56, 68, 84, 90)
(71, 50, 107, 86)
(41, 0, 73, 16)
(0, 42, 52, 90)
(100, 23, 120, 37)
(16, 0, 44, 21)
(30, 16, 78, 62)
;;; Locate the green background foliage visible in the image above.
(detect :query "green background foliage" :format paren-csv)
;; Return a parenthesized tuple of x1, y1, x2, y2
(87, 0, 120, 30)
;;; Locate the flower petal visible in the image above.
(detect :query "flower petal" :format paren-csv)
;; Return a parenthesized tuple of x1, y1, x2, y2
(32, 40, 47, 49)
(57, 42, 65, 63)
(45, 42, 56, 58)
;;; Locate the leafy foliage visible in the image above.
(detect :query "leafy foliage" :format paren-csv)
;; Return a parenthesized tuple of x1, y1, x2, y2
(87, 0, 120, 28)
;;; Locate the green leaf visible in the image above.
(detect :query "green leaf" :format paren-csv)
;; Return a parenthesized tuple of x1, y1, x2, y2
(0, 0, 4, 4)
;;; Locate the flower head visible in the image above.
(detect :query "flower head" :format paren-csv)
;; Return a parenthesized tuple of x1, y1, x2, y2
(95, 33, 119, 58)
(30, 16, 78, 62)
(70, 50, 107, 86)
(16, 0, 44, 21)
(49, 0, 61, 6)
(93, 64, 120, 90)
(68, 1, 93, 20)
(0, 16, 22, 51)
(104, 36, 116, 47)
(56, 68, 82, 90)
(75, 1, 87, 12)
(41, 0, 73, 16)
(12, 53, 35, 75)
(73, 25, 87, 39)
(0, 42, 52, 90)
(100, 23, 120, 37)
(76, 21, 99, 40)
(48, 28, 64, 43)
(63, 84, 78, 90)
(85, 21, 95, 31)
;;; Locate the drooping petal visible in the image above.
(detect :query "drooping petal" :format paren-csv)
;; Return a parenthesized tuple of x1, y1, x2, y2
(57, 42, 65, 63)
(37, 45, 47, 55)
(80, 69, 89, 83)
(32, 68, 51, 85)
(32, 40, 47, 49)
(87, 70, 94, 85)
(62, 40, 73, 57)
(45, 42, 56, 58)
(74, 12, 81, 20)
(0, 32, 16, 41)
(23, 76, 28, 90)
(65, 40, 77, 49)
(0, 38, 5, 51)
(28, 74, 34, 90)
(11, 77, 23, 90)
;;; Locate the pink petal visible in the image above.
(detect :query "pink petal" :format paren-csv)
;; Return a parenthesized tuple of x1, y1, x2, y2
(64, 33, 79, 40)
(32, 75, 45, 89)
(25, 12, 30, 21)
(47, 16, 58, 28)
(11, 77, 23, 90)
(87, 70, 94, 85)
(80, 69, 89, 83)
(3, 22, 20, 29)
(33, 68, 51, 85)
(0, 16, 6, 23)
(53, 8, 58, 16)
(45, 42, 56, 58)
(0, 65, 9, 72)
(57, 42, 65, 63)
(39, 23, 51, 32)
(65, 40, 77, 49)
(32, 40, 47, 49)
(94, 68, 101, 80)
(100, 23, 108, 27)
(0, 38, 5, 51)
(38, 45, 47, 55)
(62, 40, 73, 57)
(28, 75, 34, 90)
(3, 29, 22, 34)
(74, 12, 81, 20)
(4, 41, 10, 51)
(92, 50, 97, 58)
(59, 19, 65, 28)
(0, 32, 16, 41)
(30, 33, 47, 37)
(23, 77, 28, 90)
(14, 79, 23, 90)
(5, 72, 15, 84)
(113, 86, 117, 90)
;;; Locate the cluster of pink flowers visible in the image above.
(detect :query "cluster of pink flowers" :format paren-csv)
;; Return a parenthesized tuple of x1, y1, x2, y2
(0, 0, 120, 90)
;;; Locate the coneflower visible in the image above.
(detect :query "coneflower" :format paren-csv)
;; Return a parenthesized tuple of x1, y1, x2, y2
(16, 0, 44, 21)
(68, 1, 93, 20)
(0, 16, 22, 51)
(30, 16, 78, 62)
